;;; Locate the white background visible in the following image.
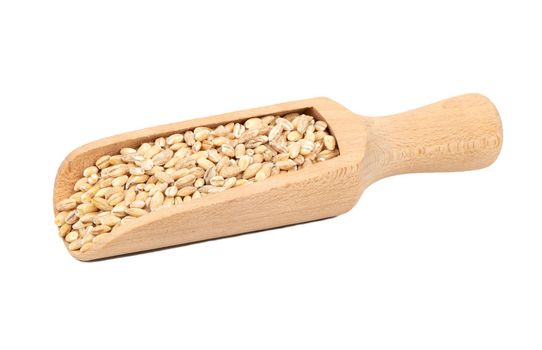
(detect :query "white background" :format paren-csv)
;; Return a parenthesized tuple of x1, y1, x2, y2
(1, 1, 540, 349)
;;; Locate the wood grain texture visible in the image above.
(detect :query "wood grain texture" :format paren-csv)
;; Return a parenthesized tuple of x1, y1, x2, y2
(362, 93, 502, 183)
(53, 94, 502, 260)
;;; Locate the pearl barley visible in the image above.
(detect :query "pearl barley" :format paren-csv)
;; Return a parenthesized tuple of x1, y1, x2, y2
(54, 112, 339, 252)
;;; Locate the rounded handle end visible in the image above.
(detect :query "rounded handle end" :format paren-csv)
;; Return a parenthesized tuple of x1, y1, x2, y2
(364, 94, 503, 180)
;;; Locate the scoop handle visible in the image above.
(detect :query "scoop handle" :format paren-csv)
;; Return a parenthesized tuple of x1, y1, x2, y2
(363, 93, 503, 181)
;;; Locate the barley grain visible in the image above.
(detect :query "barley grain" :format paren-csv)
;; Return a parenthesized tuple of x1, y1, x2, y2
(317, 149, 339, 161)
(195, 129, 211, 141)
(324, 135, 336, 150)
(197, 158, 214, 170)
(155, 171, 174, 184)
(99, 214, 121, 227)
(69, 240, 83, 251)
(223, 177, 237, 189)
(79, 212, 98, 223)
(243, 163, 262, 179)
(83, 166, 99, 177)
(149, 191, 164, 211)
(175, 174, 196, 188)
(65, 231, 79, 243)
(76, 203, 97, 216)
(163, 197, 175, 207)
(152, 149, 173, 166)
(59, 224, 71, 237)
(108, 192, 125, 206)
(194, 178, 205, 188)
(92, 197, 112, 211)
(177, 186, 197, 197)
(234, 144, 246, 159)
(93, 225, 111, 234)
(129, 200, 146, 209)
(189, 167, 205, 178)
(276, 159, 297, 170)
(55, 211, 68, 226)
(276, 118, 293, 131)
(130, 167, 145, 176)
(287, 131, 302, 141)
(56, 198, 76, 211)
(167, 134, 183, 145)
(221, 144, 235, 157)
(95, 155, 110, 169)
(210, 176, 225, 187)
(65, 210, 78, 225)
(255, 163, 272, 181)
(207, 148, 221, 163)
(238, 155, 251, 171)
(164, 186, 178, 197)
(219, 165, 241, 178)
(300, 139, 315, 155)
(233, 123, 245, 138)
(314, 120, 327, 131)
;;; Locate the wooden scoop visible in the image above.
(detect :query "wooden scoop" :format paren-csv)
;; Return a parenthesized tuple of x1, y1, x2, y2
(54, 94, 502, 261)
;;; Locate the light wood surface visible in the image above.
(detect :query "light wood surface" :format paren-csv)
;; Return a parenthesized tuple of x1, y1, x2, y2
(53, 94, 502, 260)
